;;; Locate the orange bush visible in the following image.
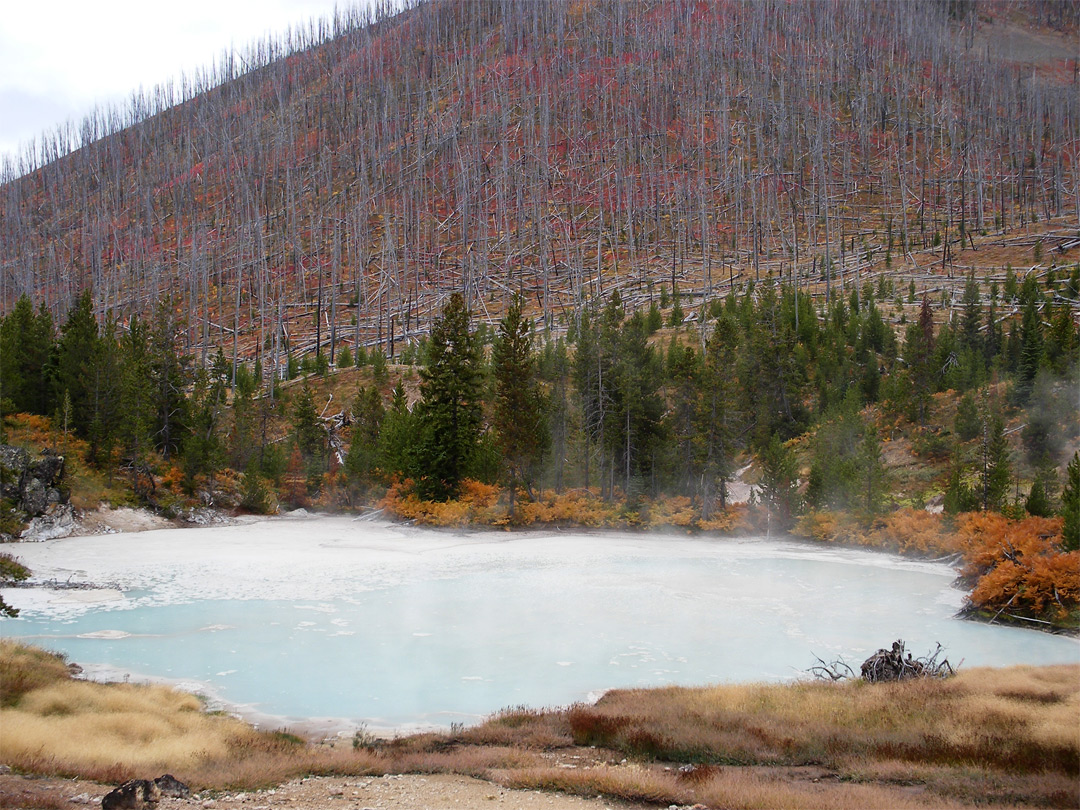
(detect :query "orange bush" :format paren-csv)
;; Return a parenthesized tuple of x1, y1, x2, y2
(381, 479, 504, 527)
(642, 495, 697, 529)
(158, 464, 185, 495)
(955, 513, 1063, 581)
(873, 509, 955, 556)
(956, 513, 1075, 620)
(517, 489, 616, 527)
(698, 504, 753, 534)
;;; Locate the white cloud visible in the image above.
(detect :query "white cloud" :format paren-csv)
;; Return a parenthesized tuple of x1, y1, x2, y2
(0, 0, 374, 163)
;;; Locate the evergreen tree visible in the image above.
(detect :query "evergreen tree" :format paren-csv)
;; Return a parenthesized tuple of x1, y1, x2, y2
(1061, 451, 1079, 551)
(53, 290, 99, 437)
(959, 270, 983, 359)
(1024, 465, 1055, 518)
(291, 383, 327, 475)
(538, 338, 572, 492)
(954, 391, 980, 441)
(572, 308, 606, 490)
(148, 301, 190, 460)
(413, 292, 485, 500)
(904, 296, 936, 425)
(698, 315, 741, 516)
(376, 380, 415, 480)
(229, 383, 258, 471)
(0, 296, 54, 416)
(492, 297, 548, 512)
(756, 434, 800, 530)
(118, 314, 155, 461)
(0, 553, 30, 617)
(664, 341, 700, 496)
(345, 385, 384, 485)
(806, 391, 867, 512)
(1014, 297, 1044, 404)
(981, 411, 1011, 511)
(944, 448, 979, 514)
(87, 314, 123, 467)
(606, 310, 665, 496)
(240, 459, 274, 514)
(1043, 302, 1078, 376)
(184, 350, 229, 494)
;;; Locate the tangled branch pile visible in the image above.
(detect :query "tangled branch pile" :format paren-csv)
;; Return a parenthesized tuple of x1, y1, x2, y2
(811, 639, 956, 683)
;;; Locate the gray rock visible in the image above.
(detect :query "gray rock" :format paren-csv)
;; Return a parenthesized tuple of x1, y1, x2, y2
(153, 774, 190, 799)
(20, 503, 76, 541)
(0, 444, 68, 539)
(101, 779, 161, 810)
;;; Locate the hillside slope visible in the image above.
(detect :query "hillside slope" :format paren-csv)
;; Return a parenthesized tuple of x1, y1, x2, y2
(1, 0, 1077, 373)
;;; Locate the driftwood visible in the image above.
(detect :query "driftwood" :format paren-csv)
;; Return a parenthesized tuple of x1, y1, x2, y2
(810, 639, 956, 683)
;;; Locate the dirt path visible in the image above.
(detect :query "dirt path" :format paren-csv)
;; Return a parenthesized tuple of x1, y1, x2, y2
(0, 772, 659, 810)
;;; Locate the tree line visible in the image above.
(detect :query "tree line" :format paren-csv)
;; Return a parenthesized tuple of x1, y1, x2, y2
(3, 265, 1076, 547)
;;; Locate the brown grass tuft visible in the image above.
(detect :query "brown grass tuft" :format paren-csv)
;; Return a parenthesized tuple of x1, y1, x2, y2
(0, 640, 72, 707)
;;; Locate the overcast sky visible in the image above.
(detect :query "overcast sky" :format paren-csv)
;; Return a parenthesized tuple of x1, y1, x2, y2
(0, 0, 378, 164)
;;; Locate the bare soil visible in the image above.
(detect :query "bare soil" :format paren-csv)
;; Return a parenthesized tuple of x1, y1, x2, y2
(0, 772, 655, 810)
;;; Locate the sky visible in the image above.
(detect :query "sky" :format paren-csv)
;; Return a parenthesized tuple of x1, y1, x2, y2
(0, 0, 377, 165)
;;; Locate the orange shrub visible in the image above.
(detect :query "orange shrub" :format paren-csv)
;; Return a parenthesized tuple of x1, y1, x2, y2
(955, 513, 1063, 581)
(956, 513, 1075, 620)
(158, 464, 186, 495)
(642, 495, 696, 529)
(872, 509, 956, 556)
(381, 479, 504, 527)
(698, 504, 753, 534)
(795, 510, 865, 545)
(517, 489, 615, 527)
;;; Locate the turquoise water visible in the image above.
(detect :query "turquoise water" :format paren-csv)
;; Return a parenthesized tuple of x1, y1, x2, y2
(3, 519, 1078, 729)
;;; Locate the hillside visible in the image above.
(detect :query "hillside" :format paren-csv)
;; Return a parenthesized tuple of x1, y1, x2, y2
(1, 0, 1077, 372)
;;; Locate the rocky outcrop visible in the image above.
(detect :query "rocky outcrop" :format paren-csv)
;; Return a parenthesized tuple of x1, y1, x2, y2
(99, 775, 189, 809)
(0, 444, 69, 541)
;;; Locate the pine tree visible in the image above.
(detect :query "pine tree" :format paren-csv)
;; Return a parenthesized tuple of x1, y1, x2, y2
(905, 296, 936, 425)
(87, 314, 123, 467)
(413, 292, 485, 500)
(345, 386, 384, 485)
(184, 350, 229, 493)
(944, 447, 978, 514)
(148, 301, 189, 460)
(376, 380, 414, 480)
(492, 297, 548, 513)
(53, 290, 99, 437)
(1014, 298, 1043, 404)
(1024, 466, 1055, 518)
(664, 341, 700, 496)
(954, 391, 980, 441)
(698, 314, 741, 516)
(1061, 452, 1079, 551)
(982, 411, 1011, 511)
(0, 296, 54, 416)
(119, 314, 155, 461)
(607, 310, 664, 497)
(291, 383, 327, 474)
(757, 434, 800, 530)
(240, 459, 274, 514)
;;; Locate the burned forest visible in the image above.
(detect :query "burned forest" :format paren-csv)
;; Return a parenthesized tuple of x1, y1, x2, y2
(1, 0, 1076, 376)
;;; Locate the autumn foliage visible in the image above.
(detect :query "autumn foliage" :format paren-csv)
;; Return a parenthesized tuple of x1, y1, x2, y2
(955, 513, 1078, 621)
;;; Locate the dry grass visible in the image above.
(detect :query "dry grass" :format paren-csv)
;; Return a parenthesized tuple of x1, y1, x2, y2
(0, 640, 72, 706)
(560, 666, 1080, 773)
(3, 640, 1077, 808)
